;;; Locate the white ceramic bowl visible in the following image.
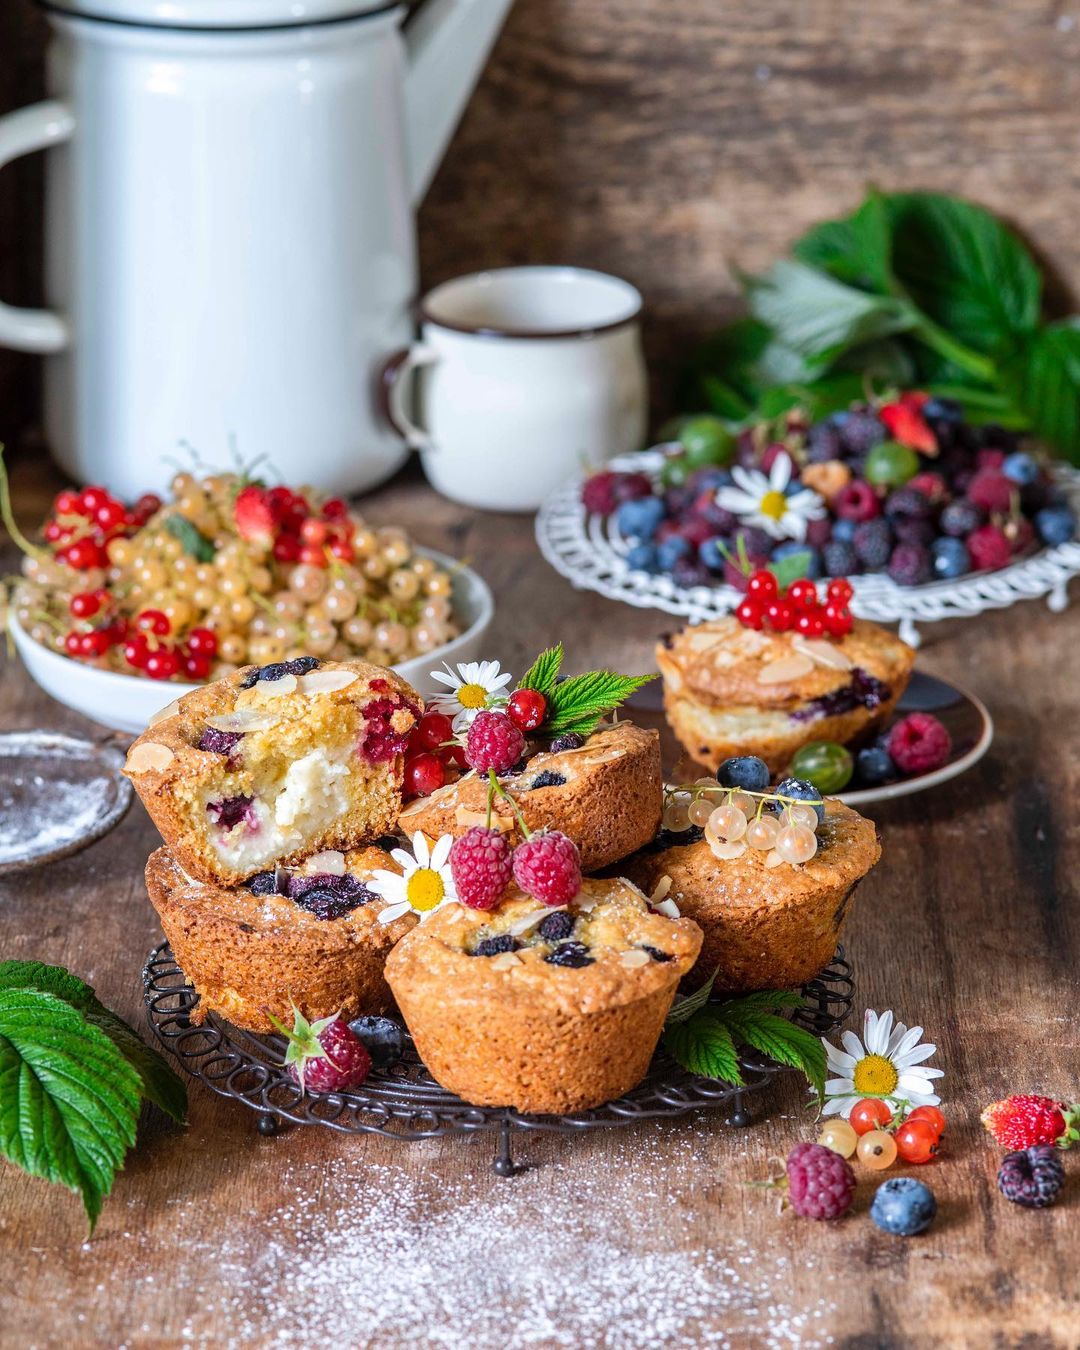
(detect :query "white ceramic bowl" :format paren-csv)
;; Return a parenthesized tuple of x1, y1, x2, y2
(9, 548, 494, 736)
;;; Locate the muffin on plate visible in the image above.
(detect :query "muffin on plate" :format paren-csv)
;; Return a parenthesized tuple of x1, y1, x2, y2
(146, 843, 414, 1032)
(124, 657, 421, 886)
(622, 797, 880, 993)
(657, 615, 914, 775)
(385, 877, 702, 1114)
(397, 721, 662, 873)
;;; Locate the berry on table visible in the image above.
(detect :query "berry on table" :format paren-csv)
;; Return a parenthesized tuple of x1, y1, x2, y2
(450, 827, 514, 910)
(907, 1105, 946, 1136)
(895, 1117, 941, 1164)
(347, 1014, 405, 1071)
(887, 713, 952, 776)
(870, 1177, 937, 1236)
(980, 1094, 1078, 1150)
(817, 1118, 858, 1159)
(997, 1145, 1066, 1209)
(512, 830, 582, 906)
(403, 752, 445, 799)
(275, 1009, 372, 1094)
(717, 755, 770, 793)
(857, 1129, 898, 1170)
(784, 1142, 856, 1219)
(465, 711, 526, 774)
(850, 1097, 893, 1135)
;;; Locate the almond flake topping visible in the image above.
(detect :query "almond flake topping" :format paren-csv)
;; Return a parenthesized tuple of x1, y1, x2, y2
(652, 897, 680, 919)
(254, 672, 298, 699)
(649, 875, 672, 904)
(125, 741, 175, 774)
(149, 699, 180, 727)
(206, 708, 278, 733)
(620, 949, 650, 969)
(792, 637, 852, 671)
(756, 653, 815, 685)
(454, 807, 514, 831)
(490, 950, 523, 971)
(298, 669, 358, 696)
(509, 906, 562, 937)
(305, 850, 346, 876)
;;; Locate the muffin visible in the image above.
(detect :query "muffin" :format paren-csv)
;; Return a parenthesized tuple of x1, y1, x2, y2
(622, 799, 880, 993)
(397, 722, 662, 873)
(657, 616, 914, 775)
(146, 843, 414, 1032)
(124, 657, 421, 886)
(385, 877, 703, 1114)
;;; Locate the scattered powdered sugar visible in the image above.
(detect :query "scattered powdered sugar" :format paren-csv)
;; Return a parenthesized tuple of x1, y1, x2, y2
(0, 771, 120, 866)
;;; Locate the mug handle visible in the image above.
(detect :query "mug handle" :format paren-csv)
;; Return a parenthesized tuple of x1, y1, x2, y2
(0, 100, 75, 354)
(378, 343, 439, 451)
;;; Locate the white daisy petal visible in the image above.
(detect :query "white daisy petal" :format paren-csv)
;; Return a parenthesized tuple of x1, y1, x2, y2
(824, 1077, 856, 1096)
(824, 1045, 857, 1073)
(841, 1030, 865, 1060)
(730, 465, 763, 496)
(411, 831, 432, 868)
(771, 453, 792, 491)
(895, 1042, 937, 1067)
(389, 849, 416, 872)
(377, 901, 413, 925)
(887, 1023, 917, 1057)
(785, 514, 808, 542)
(430, 834, 453, 871)
(868, 1010, 893, 1054)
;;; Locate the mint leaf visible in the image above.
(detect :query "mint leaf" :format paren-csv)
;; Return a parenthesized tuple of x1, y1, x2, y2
(518, 644, 563, 696)
(0, 961, 186, 1125)
(665, 968, 718, 1025)
(165, 514, 215, 563)
(0, 988, 142, 1230)
(664, 1011, 743, 1085)
(543, 671, 654, 737)
(1004, 321, 1080, 460)
(721, 1012, 827, 1103)
(794, 189, 895, 295)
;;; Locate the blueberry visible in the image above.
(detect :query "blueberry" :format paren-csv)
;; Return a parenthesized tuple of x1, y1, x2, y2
(831, 518, 856, 543)
(548, 732, 584, 752)
(657, 535, 691, 570)
(822, 539, 858, 578)
(931, 536, 971, 580)
(922, 397, 964, 424)
(642, 945, 673, 963)
(206, 794, 255, 830)
(1035, 505, 1077, 547)
(699, 537, 727, 575)
(289, 873, 376, 921)
(855, 745, 896, 786)
(247, 870, 280, 896)
(474, 935, 520, 957)
(717, 756, 770, 793)
(870, 1177, 937, 1236)
(625, 542, 660, 573)
(1002, 451, 1039, 485)
(805, 422, 843, 463)
(615, 495, 665, 540)
(537, 911, 576, 942)
(544, 941, 594, 968)
(530, 770, 567, 790)
(771, 541, 821, 579)
(197, 727, 245, 757)
(239, 656, 320, 689)
(774, 776, 825, 824)
(939, 499, 984, 538)
(348, 1015, 406, 1071)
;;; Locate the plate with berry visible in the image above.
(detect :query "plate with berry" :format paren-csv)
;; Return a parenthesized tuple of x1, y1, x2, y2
(536, 393, 1080, 646)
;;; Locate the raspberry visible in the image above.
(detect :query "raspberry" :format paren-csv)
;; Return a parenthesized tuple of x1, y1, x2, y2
(887, 712, 952, 775)
(612, 471, 654, 504)
(908, 472, 949, 506)
(997, 1146, 1066, 1209)
(968, 470, 1015, 515)
(981, 1094, 1079, 1150)
(465, 711, 526, 774)
(967, 523, 1011, 571)
(582, 471, 620, 515)
(450, 827, 514, 910)
(887, 542, 931, 587)
(278, 1011, 372, 1094)
(785, 1142, 856, 1220)
(834, 481, 881, 523)
(512, 830, 582, 906)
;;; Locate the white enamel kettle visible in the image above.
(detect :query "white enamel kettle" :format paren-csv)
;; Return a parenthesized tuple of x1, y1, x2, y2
(0, 0, 513, 498)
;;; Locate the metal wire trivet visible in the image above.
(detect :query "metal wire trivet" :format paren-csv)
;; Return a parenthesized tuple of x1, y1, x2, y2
(143, 942, 854, 1175)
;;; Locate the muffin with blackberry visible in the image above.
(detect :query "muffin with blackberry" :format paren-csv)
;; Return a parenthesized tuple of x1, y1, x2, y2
(385, 877, 702, 1114)
(146, 842, 414, 1031)
(124, 656, 421, 886)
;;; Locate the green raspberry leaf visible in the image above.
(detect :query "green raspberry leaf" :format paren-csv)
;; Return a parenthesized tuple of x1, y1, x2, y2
(769, 551, 813, 591)
(164, 513, 215, 563)
(0, 988, 142, 1231)
(543, 670, 655, 737)
(663, 1011, 743, 1085)
(665, 968, 718, 1025)
(518, 644, 564, 696)
(718, 1006, 827, 1103)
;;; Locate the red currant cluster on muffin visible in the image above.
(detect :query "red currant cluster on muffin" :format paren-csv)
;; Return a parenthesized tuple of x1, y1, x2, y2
(735, 570, 855, 640)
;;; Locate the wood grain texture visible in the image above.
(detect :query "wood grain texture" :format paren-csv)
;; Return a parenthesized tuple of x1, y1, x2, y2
(1, 453, 1079, 1346)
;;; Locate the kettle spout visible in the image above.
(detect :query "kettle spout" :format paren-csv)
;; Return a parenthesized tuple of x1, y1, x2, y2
(404, 0, 515, 203)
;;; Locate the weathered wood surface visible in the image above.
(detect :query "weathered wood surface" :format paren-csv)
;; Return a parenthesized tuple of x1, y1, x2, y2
(1, 452, 1079, 1347)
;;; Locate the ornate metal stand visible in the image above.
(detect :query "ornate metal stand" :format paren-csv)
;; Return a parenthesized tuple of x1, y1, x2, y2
(143, 943, 854, 1175)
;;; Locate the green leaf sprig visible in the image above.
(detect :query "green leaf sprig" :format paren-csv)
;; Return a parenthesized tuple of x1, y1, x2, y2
(0, 961, 187, 1231)
(519, 643, 655, 739)
(164, 513, 216, 563)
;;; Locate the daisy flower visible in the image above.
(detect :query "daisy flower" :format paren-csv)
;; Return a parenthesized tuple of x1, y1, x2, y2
(715, 453, 826, 541)
(429, 659, 513, 731)
(821, 1008, 943, 1118)
(370, 832, 458, 925)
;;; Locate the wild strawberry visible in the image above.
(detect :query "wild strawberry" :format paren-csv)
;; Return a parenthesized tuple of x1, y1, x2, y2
(234, 484, 276, 545)
(981, 1094, 1079, 1151)
(879, 402, 937, 454)
(450, 827, 514, 910)
(272, 1008, 371, 1094)
(465, 711, 525, 774)
(512, 830, 581, 906)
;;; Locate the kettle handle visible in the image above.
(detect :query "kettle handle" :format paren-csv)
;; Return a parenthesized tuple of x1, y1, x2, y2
(378, 343, 439, 451)
(0, 100, 74, 354)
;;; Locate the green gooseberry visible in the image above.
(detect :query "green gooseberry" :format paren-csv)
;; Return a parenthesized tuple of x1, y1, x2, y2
(864, 440, 919, 488)
(679, 415, 735, 468)
(789, 740, 854, 794)
(660, 453, 691, 488)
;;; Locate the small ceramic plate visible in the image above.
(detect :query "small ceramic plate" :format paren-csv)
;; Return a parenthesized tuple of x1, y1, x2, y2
(627, 670, 993, 807)
(0, 731, 133, 873)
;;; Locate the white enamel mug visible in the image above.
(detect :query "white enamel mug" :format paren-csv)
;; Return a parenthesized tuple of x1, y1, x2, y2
(381, 266, 648, 511)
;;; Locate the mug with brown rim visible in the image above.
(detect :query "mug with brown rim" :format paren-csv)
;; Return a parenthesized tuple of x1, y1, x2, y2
(381, 266, 648, 512)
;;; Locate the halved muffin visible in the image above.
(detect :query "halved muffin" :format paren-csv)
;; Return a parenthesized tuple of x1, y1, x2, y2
(124, 657, 421, 886)
(385, 877, 702, 1114)
(658, 616, 914, 775)
(396, 721, 662, 874)
(146, 843, 414, 1032)
(621, 799, 880, 993)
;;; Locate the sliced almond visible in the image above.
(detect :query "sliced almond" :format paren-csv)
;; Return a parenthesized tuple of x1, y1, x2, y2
(206, 708, 278, 733)
(489, 950, 523, 971)
(649, 875, 672, 904)
(254, 672, 298, 699)
(709, 839, 747, 862)
(756, 654, 815, 685)
(298, 669, 358, 696)
(576, 896, 599, 914)
(620, 949, 650, 969)
(125, 741, 175, 774)
(149, 698, 181, 727)
(685, 629, 729, 653)
(652, 898, 680, 919)
(305, 850, 346, 876)
(509, 906, 560, 937)
(455, 806, 514, 831)
(793, 637, 852, 672)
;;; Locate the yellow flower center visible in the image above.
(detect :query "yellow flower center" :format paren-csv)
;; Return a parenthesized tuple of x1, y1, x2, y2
(759, 490, 788, 522)
(406, 868, 445, 912)
(457, 682, 488, 709)
(851, 1053, 899, 1097)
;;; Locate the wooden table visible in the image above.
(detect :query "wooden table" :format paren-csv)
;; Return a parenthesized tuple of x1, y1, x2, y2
(1, 453, 1078, 1348)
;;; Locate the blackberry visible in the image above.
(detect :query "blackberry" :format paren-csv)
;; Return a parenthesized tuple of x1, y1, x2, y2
(247, 870, 280, 896)
(852, 518, 893, 570)
(806, 421, 843, 463)
(887, 542, 932, 587)
(671, 556, 712, 588)
(530, 770, 567, 790)
(548, 733, 585, 753)
(997, 1145, 1065, 1209)
(643, 946, 673, 963)
(537, 910, 576, 942)
(196, 727, 244, 757)
(940, 498, 984, 538)
(289, 874, 375, 921)
(922, 396, 964, 424)
(838, 409, 886, 457)
(822, 539, 858, 577)
(239, 656, 320, 689)
(545, 941, 594, 968)
(885, 486, 932, 520)
(892, 518, 935, 548)
(473, 935, 520, 958)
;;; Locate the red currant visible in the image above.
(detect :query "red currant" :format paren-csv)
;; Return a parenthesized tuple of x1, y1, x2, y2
(827, 577, 854, 606)
(183, 651, 212, 681)
(823, 602, 853, 638)
(145, 648, 180, 680)
(850, 1098, 893, 1136)
(745, 569, 778, 601)
(895, 1118, 941, 1165)
(124, 637, 151, 669)
(735, 597, 764, 630)
(94, 499, 127, 533)
(300, 517, 328, 546)
(64, 631, 83, 657)
(298, 544, 328, 568)
(273, 534, 301, 563)
(133, 492, 162, 520)
(413, 710, 455, 754)
(69, 590, 103, 619)
(328, 538, 355, 563)
(54, 489, 81, 516)
(764, 599, 794, 632)
(404, 752, 446, 798)
(507, 687, 547, 732)
(186, 627, 218, 658)
(906, 1105, 945, 1136)
(79, 485, 110, 515)
(321, 497, 348, 520)
(62, 538, 106, 570)
(795, 610, 826, 637)
(136, 609, 171, 636)
(43, 520, 66, 543)
(787, 579, 820, 611)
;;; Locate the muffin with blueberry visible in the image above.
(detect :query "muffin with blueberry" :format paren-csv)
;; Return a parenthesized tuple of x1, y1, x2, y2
(124, 656, 421, 886)
(384, 877, 702, 1114)
(146, 843, 414, 1032)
